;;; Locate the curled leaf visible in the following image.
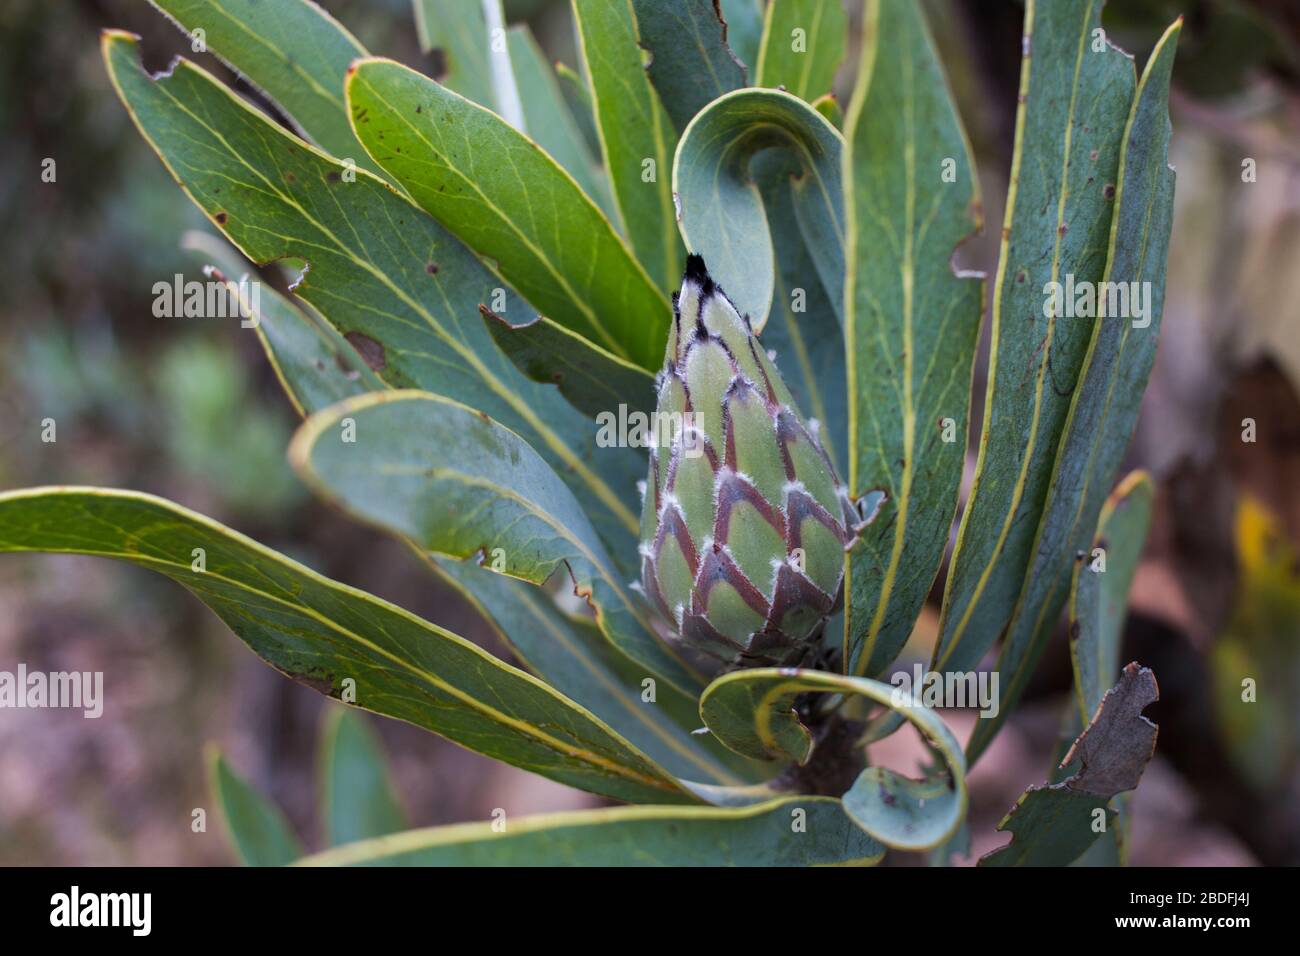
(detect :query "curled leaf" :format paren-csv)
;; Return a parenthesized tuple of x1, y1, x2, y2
(699, 668, 967, 850)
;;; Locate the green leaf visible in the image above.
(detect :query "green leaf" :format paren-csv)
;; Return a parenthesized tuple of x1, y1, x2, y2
(180, 232, 380, 417)
(933, 0, 1138, 678)
(481, 307, 656, 420)
(842, 0, 983, 678)
(208, 748, 303, 866)
(298, 796, 884, 865)
(981, 786, 1109, 868)
(980, 663, 1158, 866)
(1070, 471, 1155, 725)
(0, 487, 695, 805)
(146, 0, 380, 173)
(967, 20, 1179, 762)
(573, 0, 684, 294)
(412, 0, 496, 109)
(673, 88, 844, 328)
(718, 0, 765, 72)
(630, 0, 747, 131)
(319, 708, 407, 847)
(755, 0, 848, 101)
(506, 25, 613, 217)
(102, 33, 645, 570)
(699, 668, 967, 850)
(346, 56, 670, 371)
(289, 390, 704, 697)
(426, 556, 765, 786)
(554, 61, 603, 159)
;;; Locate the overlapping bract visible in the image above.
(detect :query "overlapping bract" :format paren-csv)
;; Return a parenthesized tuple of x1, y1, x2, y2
(640, 257, 857, 669)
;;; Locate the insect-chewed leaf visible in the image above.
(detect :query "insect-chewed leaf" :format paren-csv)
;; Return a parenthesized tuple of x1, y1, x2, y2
(345, 56, 671, 371)
(101, 32, 645, 575)
(147, 0, 382, 175)
(289, 390, 705, 697)
(181, 232, 381, 417)
(980, 663, 1158, 866)
(719, 0, 765, 72)
(630, 0, 747, 131)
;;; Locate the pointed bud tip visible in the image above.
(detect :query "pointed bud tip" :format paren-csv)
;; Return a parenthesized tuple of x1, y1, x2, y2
(683, 254, 715, 298)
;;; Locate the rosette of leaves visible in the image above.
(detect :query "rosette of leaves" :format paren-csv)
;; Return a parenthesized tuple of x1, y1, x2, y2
(0, 0, 1180, 866)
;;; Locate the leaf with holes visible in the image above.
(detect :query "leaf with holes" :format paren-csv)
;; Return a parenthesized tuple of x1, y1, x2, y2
(346, 56, 670, 371)
(103, 31, 645, 571)
(980, 663, 1158, 866)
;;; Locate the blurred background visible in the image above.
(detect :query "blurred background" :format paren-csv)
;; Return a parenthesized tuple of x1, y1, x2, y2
(0, 0, 1296, 865)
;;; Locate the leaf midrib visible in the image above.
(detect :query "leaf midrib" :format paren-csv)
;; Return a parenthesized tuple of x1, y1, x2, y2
(353, 66, 658, 361)
(10, 535, 680, 794)
(936, 0, 1097, 670)
(176, 0, 361, 114)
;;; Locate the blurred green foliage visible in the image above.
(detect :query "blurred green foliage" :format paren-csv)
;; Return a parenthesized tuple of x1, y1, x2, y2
(0, 0, 303, 519)
(1213, 499, 1300, 793)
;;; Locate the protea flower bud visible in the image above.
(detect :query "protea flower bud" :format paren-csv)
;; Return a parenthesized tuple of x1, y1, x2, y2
(639, 255, 857, 670)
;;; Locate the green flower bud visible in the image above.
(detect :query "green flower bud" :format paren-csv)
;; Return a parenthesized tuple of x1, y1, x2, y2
(639, 256, 857, 670)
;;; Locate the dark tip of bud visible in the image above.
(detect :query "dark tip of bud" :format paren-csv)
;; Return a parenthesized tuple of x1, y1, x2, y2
(684, 253, 715, 298)
(684, 253, 708, 283)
